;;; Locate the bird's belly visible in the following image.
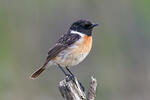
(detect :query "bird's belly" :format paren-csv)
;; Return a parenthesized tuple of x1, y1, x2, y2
(54, 49, 89, 67)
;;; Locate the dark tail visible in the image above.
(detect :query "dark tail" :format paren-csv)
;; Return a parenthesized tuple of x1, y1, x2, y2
(30, 62, 48, 79)
(30, 67, 45, 79)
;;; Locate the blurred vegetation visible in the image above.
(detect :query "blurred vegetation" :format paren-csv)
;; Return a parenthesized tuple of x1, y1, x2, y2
(0, 0, 150, 100)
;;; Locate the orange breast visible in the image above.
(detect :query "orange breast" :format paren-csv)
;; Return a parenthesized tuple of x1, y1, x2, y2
(76, 35, 92, 53)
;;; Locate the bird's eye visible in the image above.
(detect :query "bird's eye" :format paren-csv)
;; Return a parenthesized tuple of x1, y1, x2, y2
(84, 24, 91, 27)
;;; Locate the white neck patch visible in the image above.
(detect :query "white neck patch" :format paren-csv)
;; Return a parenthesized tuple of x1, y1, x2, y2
(70, 30, 84, 37)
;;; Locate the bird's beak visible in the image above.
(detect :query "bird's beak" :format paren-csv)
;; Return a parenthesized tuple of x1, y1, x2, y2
(92, 23, 98, 28)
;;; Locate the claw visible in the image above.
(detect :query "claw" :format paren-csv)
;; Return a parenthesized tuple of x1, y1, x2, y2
(66, 74, 75, 82)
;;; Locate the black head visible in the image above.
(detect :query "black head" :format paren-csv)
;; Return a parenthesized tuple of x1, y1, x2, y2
(69, 19, 98, 36)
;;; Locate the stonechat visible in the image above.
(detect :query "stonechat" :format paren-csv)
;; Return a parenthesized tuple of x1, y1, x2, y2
(30, 19, 98, 79)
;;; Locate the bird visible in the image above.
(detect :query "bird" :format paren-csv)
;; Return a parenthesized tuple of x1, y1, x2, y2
(30, 19, 98, 79)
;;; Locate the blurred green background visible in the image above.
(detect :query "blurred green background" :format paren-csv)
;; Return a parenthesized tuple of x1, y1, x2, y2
(0, 0, 150, 100)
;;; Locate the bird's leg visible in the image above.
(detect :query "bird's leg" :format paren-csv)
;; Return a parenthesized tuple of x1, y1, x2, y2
(66, 67, 85, 91)
(66, 67, 74, 77)
(57, 64, 69, 76)
(66, 67, 76, 82)
(57, 64, 76, 82)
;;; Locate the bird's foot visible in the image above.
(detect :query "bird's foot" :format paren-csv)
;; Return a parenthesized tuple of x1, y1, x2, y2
(65, 74, 85, 91)
(66, 74, 75, 82)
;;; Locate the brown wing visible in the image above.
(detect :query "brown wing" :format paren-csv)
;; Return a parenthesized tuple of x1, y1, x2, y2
(46, 33, 81, 60)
